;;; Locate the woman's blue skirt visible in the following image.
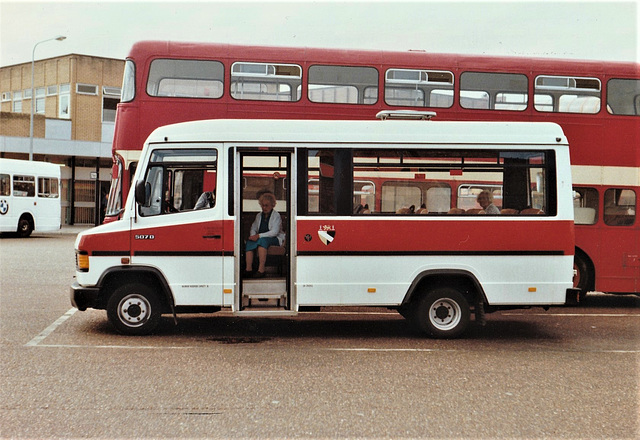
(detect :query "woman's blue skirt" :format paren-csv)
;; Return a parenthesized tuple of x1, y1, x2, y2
(246, 236, 280, 252)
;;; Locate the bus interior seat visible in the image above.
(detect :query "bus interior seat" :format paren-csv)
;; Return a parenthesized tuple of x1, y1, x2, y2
(520, 208, 543, 215)
(574, 207, 596, 224)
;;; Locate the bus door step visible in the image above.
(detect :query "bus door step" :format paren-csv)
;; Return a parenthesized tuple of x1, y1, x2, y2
(244, 293, 286, 308)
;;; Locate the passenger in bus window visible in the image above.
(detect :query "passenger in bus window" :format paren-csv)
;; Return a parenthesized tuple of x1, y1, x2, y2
(194, 189, 215, 209)
(245, 192, 286, 278)
(477, 190, 500, 214)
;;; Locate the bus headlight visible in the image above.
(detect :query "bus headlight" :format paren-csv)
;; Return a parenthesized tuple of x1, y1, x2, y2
(76, 251, 89, 272)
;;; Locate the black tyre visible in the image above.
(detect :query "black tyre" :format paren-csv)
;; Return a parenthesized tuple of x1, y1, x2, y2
(17, 217, 33, 238)
(573, 251, 594, 302)
(107, 283, 162, 335)
(412, 287, 471, 338)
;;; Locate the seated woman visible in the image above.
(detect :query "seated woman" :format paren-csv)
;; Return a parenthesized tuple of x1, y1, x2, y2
(476, 190, 500, 214)
(245, 192, 285, 278)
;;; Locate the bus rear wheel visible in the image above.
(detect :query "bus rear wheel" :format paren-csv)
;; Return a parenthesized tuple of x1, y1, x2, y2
(412, 287, 471, 339)
(573, 251, 593, 302)
(107, 283, 162, 335)
(17, 216, 33, 237)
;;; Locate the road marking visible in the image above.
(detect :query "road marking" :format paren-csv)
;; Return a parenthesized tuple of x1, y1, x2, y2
(502, 313, 640, 317)
(25, 308, 77, 347)
(326, 348, 640, 353)
(327, 348, 457, 352)
(34, 344, 194, 349)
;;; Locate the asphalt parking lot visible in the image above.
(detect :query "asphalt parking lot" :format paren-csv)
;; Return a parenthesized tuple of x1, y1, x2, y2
(1, 228, 638, 439)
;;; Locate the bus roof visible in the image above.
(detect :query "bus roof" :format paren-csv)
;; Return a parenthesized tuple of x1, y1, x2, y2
(0, 158, 62, 176)
(129, 41, 640, 75)
(146, 119, 568, 147)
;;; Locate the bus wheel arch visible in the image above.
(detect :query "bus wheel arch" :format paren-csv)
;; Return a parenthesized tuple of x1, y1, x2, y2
(401, 270, 483, 338)
(106, 282, 162, 335)
(17, 214, 34, 237)
(573, 248, 595, 301)
(100, 268, 175, 335)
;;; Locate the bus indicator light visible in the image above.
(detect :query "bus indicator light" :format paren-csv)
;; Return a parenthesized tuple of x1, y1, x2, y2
(528, 287, 537, 292)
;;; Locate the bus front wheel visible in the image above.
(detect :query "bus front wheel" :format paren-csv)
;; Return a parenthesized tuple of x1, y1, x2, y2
(107, 283, 162, 335)
(412, 287, 471, 339)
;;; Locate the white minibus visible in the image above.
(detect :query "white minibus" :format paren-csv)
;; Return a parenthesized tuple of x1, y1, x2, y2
(72, 117, 579, 337)
(0, 158, 61, 237)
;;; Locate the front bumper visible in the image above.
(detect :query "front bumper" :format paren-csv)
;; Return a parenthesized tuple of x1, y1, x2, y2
(70, 281, 100, 311)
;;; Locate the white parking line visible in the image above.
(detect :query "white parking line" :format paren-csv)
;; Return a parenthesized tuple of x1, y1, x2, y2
(503, 313, 640, 317)
(25, 308, 77, 347)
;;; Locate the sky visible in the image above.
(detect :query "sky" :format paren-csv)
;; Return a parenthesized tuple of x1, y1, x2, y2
(0, 0, 638, 68)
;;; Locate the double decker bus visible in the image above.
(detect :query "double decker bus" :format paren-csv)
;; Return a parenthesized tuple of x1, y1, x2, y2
(106, 41, 640, 297)
(73, 118, 578, 337)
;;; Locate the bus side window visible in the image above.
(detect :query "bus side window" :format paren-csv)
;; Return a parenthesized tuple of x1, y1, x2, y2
(604, 188, 636, 226)
(0, 174, 10, 196)
(573, 187, 598, 225)
(139, 149, 218, 217)
(13, 175, 35, 197)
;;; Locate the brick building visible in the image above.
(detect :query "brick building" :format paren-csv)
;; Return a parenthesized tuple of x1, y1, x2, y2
(0, 54, 124, 224)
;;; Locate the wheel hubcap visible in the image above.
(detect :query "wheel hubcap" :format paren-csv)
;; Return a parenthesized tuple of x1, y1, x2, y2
(429, 298, 462, 331)
(118, 294, 151, 327)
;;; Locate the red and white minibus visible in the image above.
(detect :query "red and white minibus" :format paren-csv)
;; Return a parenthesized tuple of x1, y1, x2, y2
(74, 117, 578, 338)
(105, 41, 639, 297)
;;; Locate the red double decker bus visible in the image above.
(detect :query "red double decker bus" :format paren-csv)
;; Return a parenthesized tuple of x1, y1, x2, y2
(105, 41, 639, 297)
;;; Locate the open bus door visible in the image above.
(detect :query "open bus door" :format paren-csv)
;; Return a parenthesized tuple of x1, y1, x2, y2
(235, 149, 294, 313)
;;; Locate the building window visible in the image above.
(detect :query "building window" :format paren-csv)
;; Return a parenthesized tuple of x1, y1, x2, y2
(1, 92, 11, 102)
(59, 84, 70, 119)
(35, 87, 45, 114)
(46, 85, 58, 96)
(102, 86, 121, 122)
(76, 84, 98, 95)
(102, 97, 119, 122)
(12, 91, 21, 112)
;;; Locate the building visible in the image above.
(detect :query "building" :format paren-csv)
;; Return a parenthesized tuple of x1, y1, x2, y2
(0, 54, 124, 224)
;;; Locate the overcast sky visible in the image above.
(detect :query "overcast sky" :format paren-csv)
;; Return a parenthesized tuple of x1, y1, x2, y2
(1, 0, 638, 67)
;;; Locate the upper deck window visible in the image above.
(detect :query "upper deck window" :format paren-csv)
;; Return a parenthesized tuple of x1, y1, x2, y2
(385, 69, 454, 108)
(308, 65, 378, 104)
(460, 72, 528, 111)
(607, 78, 640, 116)
(147, 59, 224, 99)
(534, 75, 601, 114)
(231, 62, 301, 102)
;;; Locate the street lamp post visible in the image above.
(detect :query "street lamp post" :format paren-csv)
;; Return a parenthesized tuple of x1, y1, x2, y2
(30, 35, 66, 161)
